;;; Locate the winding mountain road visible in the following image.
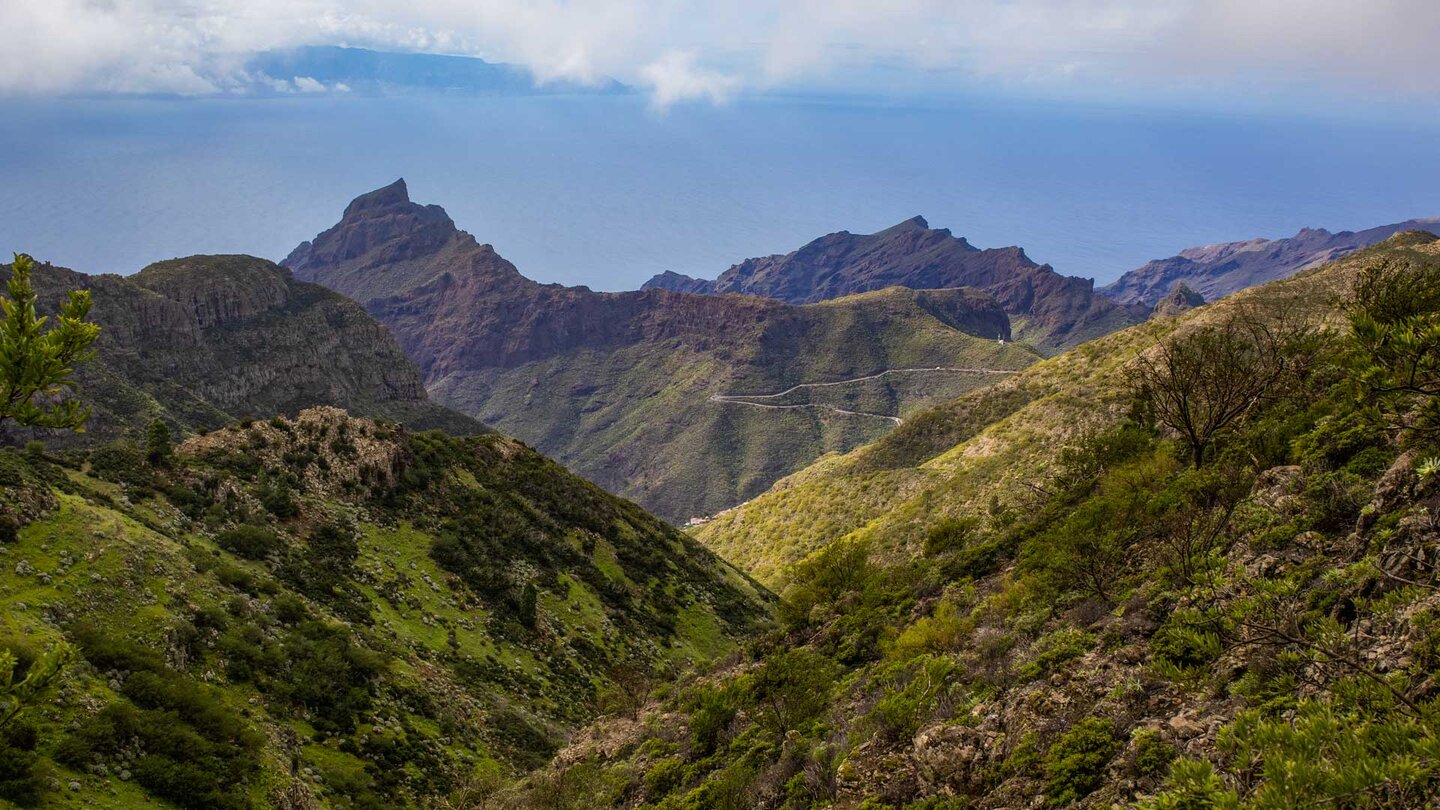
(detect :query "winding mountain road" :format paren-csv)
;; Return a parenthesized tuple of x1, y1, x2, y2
(709, 366, 1017, 424)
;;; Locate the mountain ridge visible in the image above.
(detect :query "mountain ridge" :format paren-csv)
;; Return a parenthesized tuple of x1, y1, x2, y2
(4, 252, 482, 445)
(285, 181, 1040, 521)
(642, 215, 1141, 354)
(1098, 217, 1440, 307)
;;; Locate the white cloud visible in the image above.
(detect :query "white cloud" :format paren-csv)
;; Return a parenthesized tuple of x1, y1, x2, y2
(640, 51, 741, 108)
(292, 76, 328, 92)
(2, 0, 1437, 104)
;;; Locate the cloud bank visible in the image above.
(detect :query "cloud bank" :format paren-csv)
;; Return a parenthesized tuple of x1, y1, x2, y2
(2, 0, 1436, 105)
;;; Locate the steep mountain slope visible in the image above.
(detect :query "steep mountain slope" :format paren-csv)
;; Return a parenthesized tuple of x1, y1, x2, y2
(5, 254, 481, 446)
(1099, 217, 1440, 308)
(0, 407, 770, 808)
(696, 233, 1435, 586)
(642, 216, 1141, 353)
(485, 231, 1440, 809)
(285, 181, 1039, 522)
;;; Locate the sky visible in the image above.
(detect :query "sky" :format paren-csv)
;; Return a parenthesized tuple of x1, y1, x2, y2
(2, 1, 1437, 109)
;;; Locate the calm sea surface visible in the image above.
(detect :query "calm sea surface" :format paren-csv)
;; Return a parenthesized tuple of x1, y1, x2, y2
(2, 94, 1438, 289)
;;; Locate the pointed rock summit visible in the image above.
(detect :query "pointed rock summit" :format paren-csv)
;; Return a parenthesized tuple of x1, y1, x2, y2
(283, 179, 478, 304)
(343, 177, 412, 217)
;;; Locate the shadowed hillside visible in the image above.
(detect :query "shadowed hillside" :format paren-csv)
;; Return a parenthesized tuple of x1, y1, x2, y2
(4, 254, 482, 447)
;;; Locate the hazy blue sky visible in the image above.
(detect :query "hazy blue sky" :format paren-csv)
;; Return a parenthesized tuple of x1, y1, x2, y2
(3, 3, 1437, 289)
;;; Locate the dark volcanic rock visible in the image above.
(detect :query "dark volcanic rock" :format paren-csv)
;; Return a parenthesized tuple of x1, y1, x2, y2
(1099, 218, 1440, 308)
(285, 182, 1021, 379)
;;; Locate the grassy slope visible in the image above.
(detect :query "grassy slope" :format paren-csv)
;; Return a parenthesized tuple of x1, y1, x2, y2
(433, 287, 1039, 523)
(0, 408, 770, 809)
(697, 237, 1424, 587)
(485, 231, 1440, 809)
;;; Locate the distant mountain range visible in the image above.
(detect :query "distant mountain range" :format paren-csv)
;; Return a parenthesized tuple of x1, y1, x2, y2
(284, 180, 1039, 521)
(644, 216, 1140, 355)
(7, 254, 480, 445)
(242, 45, 630, 95)
(1098, 217, 1440, 307)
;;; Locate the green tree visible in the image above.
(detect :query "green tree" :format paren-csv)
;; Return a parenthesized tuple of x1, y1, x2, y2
(0, 254, 100, 431)
(1348, 255, 1440, 437)
(146, 418, 174, 465)
(0, 643, 71, 731)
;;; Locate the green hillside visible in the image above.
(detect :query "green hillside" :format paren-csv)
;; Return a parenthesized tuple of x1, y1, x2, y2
(695, 236, 1423, 587)
(431, 286, 1039, 523)
(478, 232, 1440, 807)
(0, 408, 770, 808)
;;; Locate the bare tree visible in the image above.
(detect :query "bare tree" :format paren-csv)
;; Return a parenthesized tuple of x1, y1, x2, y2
(1130, 305, 1317, 469)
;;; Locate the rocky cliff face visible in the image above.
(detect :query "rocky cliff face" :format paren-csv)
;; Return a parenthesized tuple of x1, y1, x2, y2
(1099, 217, 1440, 308)
(10, 254, 482, 444)
(285, 181, 1039, 521)
(643, 215, 1140, 354)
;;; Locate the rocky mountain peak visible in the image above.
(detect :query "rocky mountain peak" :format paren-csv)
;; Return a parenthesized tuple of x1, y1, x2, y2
(343, 177, 411, 217)
(283, 180, 482, 303)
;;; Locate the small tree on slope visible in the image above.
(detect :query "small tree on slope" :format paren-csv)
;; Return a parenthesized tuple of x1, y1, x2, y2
(1130, 305, 1315, 469)
(0, 253, 100, 431)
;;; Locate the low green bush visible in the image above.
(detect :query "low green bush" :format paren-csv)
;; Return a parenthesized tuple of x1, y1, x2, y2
(1044, 717, 1121, 806)
(215, 525, 282, 560)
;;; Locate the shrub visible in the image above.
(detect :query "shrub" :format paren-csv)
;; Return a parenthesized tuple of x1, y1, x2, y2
(87, 441, 150, 488)
(1150, 614, 1223, 674)
(744, 649, 838, 737)
(1018, 627, 1094, 681)
(1044, 717, 1121, 805)
(924, 517, 978, 556)
(688, 684, 738, 756)
(0, 722, 42, 806)
(1132, 729, 1177, 778)
(890, 597, 970, 659)
(867, 655, 961, 742)
(644, 756, 687, 798)
(257, 480, 298, 519)
(146, 419, 174, 466)
(214, 525, 282, 560)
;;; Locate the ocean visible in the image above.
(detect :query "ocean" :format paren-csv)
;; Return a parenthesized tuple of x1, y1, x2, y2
(2, 92, 1438, 289)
